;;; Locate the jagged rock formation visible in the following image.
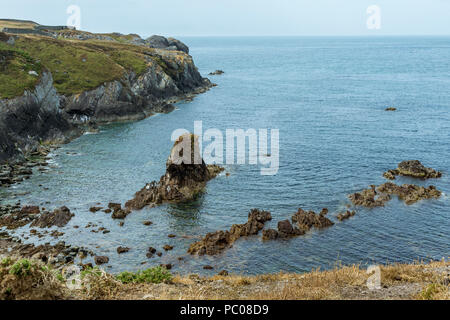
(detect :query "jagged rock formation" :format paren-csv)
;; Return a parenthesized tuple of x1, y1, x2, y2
(263, 208, 334, 240)
(0, 25, 213, 165)
(126, 133, 224, 210)
(377, 182, 441, 205)
(188, 209, 272, 255)
(383, 160, 442, 180)
(30, 206, 74, 228)
(349, 182, 441, 207)
(349, 185, 391, 208)
(337, 210, 356, 221)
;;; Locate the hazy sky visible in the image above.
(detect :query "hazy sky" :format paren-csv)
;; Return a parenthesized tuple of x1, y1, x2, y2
(2, 0, 450, 37)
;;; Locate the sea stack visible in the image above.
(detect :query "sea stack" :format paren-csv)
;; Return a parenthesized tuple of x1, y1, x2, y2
(126, 133, 223, 210)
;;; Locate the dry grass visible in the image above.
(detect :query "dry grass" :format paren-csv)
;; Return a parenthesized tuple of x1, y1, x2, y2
(0, 20, 37, 31)
(103, 259, 449, 300)
(0, 256, 448, 300)
(0, 256, 68, 300)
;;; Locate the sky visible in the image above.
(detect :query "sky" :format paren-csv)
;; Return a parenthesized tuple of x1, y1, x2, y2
(2, 0, 450, 37)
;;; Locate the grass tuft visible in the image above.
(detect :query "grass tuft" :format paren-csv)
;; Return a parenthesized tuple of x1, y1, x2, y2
(116, 266, 173, 284)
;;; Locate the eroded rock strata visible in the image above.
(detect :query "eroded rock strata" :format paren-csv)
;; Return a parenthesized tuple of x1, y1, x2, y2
(263, 208, 334, 240)
(188, 209, 272, 255)
(349, 182, 441, 207)
(383, 160, 442, 180)
(126, 133, 224, 210)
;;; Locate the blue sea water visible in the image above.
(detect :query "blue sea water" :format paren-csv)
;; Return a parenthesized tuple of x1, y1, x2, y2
(1, 37, 449, 275)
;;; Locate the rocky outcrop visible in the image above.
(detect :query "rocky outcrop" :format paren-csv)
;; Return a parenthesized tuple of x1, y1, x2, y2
(145, 35, 189, 53)
(377, 182, 441, 205)
(209, 70, 224, 75)
(30, 206, 74, 228)
(349, 182, 441, 207)
(0, 36, 212, 166)
(292, 208, 334, 232)
(263, 208, 334, 241)
(383, 160, 442, 180)
(336, 210, 356, 221)
(276, 219, 304, 238)
(126, 133, 224, 210)
(188, 209, 272, 255)
(117, 246, 130, 254)
(349, 185, 391, 208)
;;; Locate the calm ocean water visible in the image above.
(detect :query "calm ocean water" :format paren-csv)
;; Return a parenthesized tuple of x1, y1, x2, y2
(1, 37, 449, 274)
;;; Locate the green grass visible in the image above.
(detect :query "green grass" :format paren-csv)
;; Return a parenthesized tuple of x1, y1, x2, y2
(14, 36, 124, 95)
(116, 266, 172, 284)
(80, 266, 103, 279)
(1, 33, 188, 99)
(0, 42, 42, 99)
(9, 259, 33, 277)
(109, 49, 148, 75)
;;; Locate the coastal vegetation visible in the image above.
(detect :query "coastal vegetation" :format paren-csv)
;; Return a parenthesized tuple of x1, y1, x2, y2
(0, 256, 448, 300)
(0, 41, 42, 98)
(0, 24, 192, 98)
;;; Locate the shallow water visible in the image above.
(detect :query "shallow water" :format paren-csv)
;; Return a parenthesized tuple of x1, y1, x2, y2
(1, 37, 449, 275)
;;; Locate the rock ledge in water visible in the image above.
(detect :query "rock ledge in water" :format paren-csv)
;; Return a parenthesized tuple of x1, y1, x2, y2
(383, 160, 442, 180)
(188, 209, 272, 255)
(349, 182, 441, 207)
(30, 206, 74, 228)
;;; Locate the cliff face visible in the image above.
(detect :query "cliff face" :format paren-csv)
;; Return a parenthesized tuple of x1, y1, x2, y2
(0, 72, 77, 162)
(0, 33, 212, 163)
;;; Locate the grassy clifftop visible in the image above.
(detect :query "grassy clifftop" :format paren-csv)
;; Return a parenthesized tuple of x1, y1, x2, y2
(0, 41, 42, 98)
(0, 32, 191, 99)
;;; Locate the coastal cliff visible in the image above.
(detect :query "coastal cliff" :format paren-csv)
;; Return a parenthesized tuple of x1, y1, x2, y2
(0, 25, 212, 163)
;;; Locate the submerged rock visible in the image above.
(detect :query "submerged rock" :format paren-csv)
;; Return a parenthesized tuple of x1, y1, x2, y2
(30, 206, 74, 228)
(263, 208, 334, 241)
(349, 182, 441, 207)
(117, 246, 130, 254)
(336, 210, 356, 221)
(349, 185, 391, 208)
(188, 209, 272, 255)
(377, 182, 441, 205)
(209, 70, 224, 75)
(20, 206, 40, 214)
(94, 256, 109, 265)
(383, 160, 442, 180)
(126, 133, 223, 210)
